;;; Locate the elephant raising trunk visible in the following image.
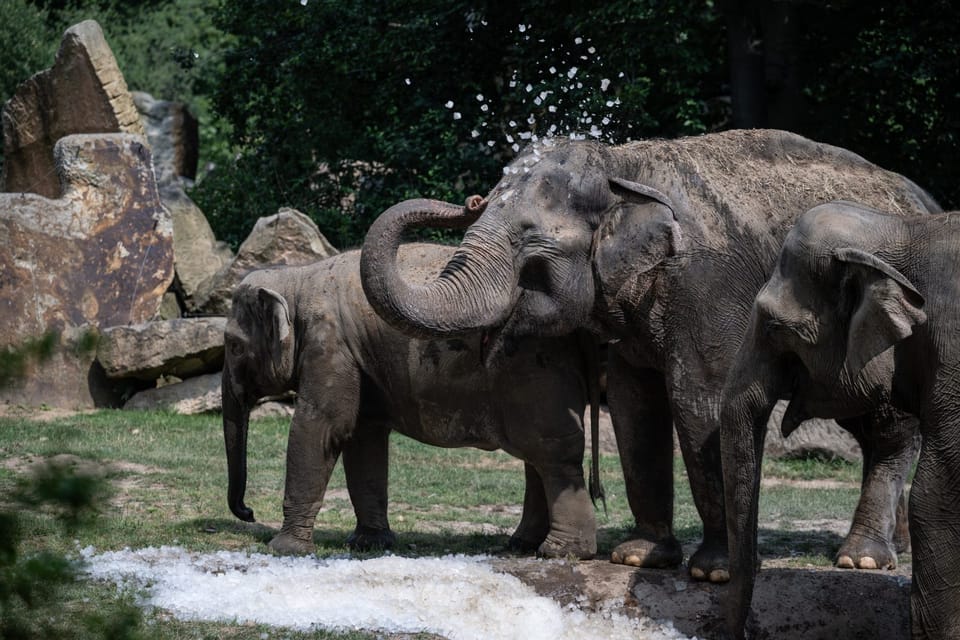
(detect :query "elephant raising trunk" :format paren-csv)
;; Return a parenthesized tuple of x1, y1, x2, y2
(360, 195, 527, 339)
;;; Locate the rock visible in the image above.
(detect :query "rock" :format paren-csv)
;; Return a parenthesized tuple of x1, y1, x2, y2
(131, 91, 198, 186)
(131, 91, 233, 311)
(251, 401, 295, 421)
(97, 317, 226, 381)
(163, 187, 234, 311)
(0, 133, 174, 409)
(158, 291, 182, 320)
(195, 208, 338, 313)
(1, 20, 143, 197)
(124, 372, 221, 414)
(765, 400, 862, 462)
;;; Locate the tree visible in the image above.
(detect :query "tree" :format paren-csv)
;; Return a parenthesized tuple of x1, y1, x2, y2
(192, 0, 726, 249)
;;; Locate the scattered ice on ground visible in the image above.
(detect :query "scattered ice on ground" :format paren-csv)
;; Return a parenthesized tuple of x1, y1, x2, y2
(80, 547, 692, 640)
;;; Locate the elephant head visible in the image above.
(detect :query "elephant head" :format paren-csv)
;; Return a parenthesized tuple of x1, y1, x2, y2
(360, 139, 681, 352)
(720, 201, 926, 637)
(222, 273, 297, 523)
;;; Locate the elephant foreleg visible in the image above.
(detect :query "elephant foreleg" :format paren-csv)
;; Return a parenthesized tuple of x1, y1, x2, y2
(269, 400, 343, 555)
(607, 354, 683, 569)
(507, 462, 551, 553)
(835, 410, 918, 570)
(342, 419, 396, 551)
(909, 407, 960, 639)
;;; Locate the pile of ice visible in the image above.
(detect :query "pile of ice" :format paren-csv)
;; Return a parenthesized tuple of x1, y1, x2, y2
(80, 546, 691, 640)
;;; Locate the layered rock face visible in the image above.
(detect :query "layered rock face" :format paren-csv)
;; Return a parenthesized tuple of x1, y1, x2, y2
(1, 20, 143, 197)
(0, 134, 174, 407)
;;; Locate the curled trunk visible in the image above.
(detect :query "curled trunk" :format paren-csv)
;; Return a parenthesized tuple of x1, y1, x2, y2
(223, 363, 255, 522)
(360, 196, 520, 338)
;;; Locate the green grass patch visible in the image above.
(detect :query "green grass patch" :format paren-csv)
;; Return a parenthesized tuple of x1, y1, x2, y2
(0, 410, 883, 637)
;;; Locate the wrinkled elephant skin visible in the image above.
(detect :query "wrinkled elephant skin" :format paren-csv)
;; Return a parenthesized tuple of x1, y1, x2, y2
(722, 201, 960, 639)
(223, 244, 598, 560)
(360, 129, 938, 582)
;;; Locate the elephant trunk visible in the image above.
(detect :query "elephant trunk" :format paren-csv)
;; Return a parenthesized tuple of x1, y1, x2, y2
(223, 363, 255, 522)
(719, 336, 781, 639)
(361, 196, 520, 338)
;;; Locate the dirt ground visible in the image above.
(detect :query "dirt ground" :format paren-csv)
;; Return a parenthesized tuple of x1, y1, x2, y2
(490, 546, 911, 640)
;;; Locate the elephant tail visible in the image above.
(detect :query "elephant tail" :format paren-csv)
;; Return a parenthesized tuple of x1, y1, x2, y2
(579, 331, 607, 514)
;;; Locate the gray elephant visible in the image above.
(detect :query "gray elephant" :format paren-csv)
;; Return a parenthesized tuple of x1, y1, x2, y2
(721, 200, 960, 639)
(360, 129, 938, 581)
(223, 243, 600, 559)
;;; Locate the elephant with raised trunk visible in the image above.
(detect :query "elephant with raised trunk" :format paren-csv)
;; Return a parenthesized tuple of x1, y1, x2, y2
(722, 201, 960, 639)
(223, 243, 600, 559)
(360, 129, 937, 581)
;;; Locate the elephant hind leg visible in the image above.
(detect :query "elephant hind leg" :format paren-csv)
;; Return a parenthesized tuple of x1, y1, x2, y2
(507, 462, 551, 553)
(342, 418, 396, 551)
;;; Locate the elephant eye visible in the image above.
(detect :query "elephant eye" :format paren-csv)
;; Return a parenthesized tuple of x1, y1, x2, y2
(764, 317, 817, 345)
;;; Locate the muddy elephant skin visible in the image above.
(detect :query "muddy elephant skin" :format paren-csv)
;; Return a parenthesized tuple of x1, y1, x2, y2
(223, 243, 597, 559)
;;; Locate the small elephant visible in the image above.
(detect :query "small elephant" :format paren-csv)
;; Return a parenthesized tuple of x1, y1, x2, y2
(223, 243, 599, 559)
(722, 201, 960, 639)
(360, 129, 937, 580)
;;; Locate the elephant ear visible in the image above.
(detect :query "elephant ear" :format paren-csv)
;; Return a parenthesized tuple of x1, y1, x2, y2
(257, 287, 293, 372)
(835, 247, 926, 377)
(592, 178, 683, 296)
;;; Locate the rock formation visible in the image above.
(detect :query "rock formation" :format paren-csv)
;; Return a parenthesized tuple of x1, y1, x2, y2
(0, 134, 174, 407)
(1, 20, 143, 197)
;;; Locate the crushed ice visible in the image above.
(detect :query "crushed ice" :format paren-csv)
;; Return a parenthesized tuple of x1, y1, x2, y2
(80, 546, 691, 640)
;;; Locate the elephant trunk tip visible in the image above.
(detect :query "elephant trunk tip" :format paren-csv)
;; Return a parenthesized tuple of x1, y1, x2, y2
(230, 502, 256, 523)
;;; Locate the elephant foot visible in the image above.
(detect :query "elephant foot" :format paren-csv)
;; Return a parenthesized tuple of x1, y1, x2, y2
(610, 532, 682, 568)
(346, 525, 396, 552)
(836, 535, 897, 570)
(688, 541, 729, 583)
(537, 533, 596, 560)
(268, 530, 316, 556)
(507, 534, 543, 554)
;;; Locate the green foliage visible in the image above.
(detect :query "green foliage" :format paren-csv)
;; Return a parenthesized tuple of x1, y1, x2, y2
(0, 0, 56, 176)
(0, 460, 143, 640)
(797, 2, 960, 209)
(191, 0, 726, 250)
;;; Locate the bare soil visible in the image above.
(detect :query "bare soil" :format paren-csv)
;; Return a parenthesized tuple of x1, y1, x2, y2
(492, 548, 910, 640)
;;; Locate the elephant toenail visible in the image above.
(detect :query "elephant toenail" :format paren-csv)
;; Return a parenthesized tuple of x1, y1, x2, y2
(709, 568, 730, 583)
(837, 555, 855, 569)
(859, 557, 878, 570)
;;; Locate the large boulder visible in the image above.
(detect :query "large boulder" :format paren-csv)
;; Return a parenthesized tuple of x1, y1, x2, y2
(0, 133, 174, 408)
(162, 187, 234, 312)
(1, 20, 143, 197)
(97, 317, 226, 382)
(195, 208, 338, 313)
(132, 91, 233, 312)
(123, 372, 222, 414)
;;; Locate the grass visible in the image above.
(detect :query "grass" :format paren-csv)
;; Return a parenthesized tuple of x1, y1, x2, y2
(0, 409, 884, 637)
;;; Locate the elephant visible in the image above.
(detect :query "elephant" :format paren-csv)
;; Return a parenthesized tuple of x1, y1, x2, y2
(222, 242, 602, 559)
(722, 201, 960, 639)
(359, 129, 939, 581)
